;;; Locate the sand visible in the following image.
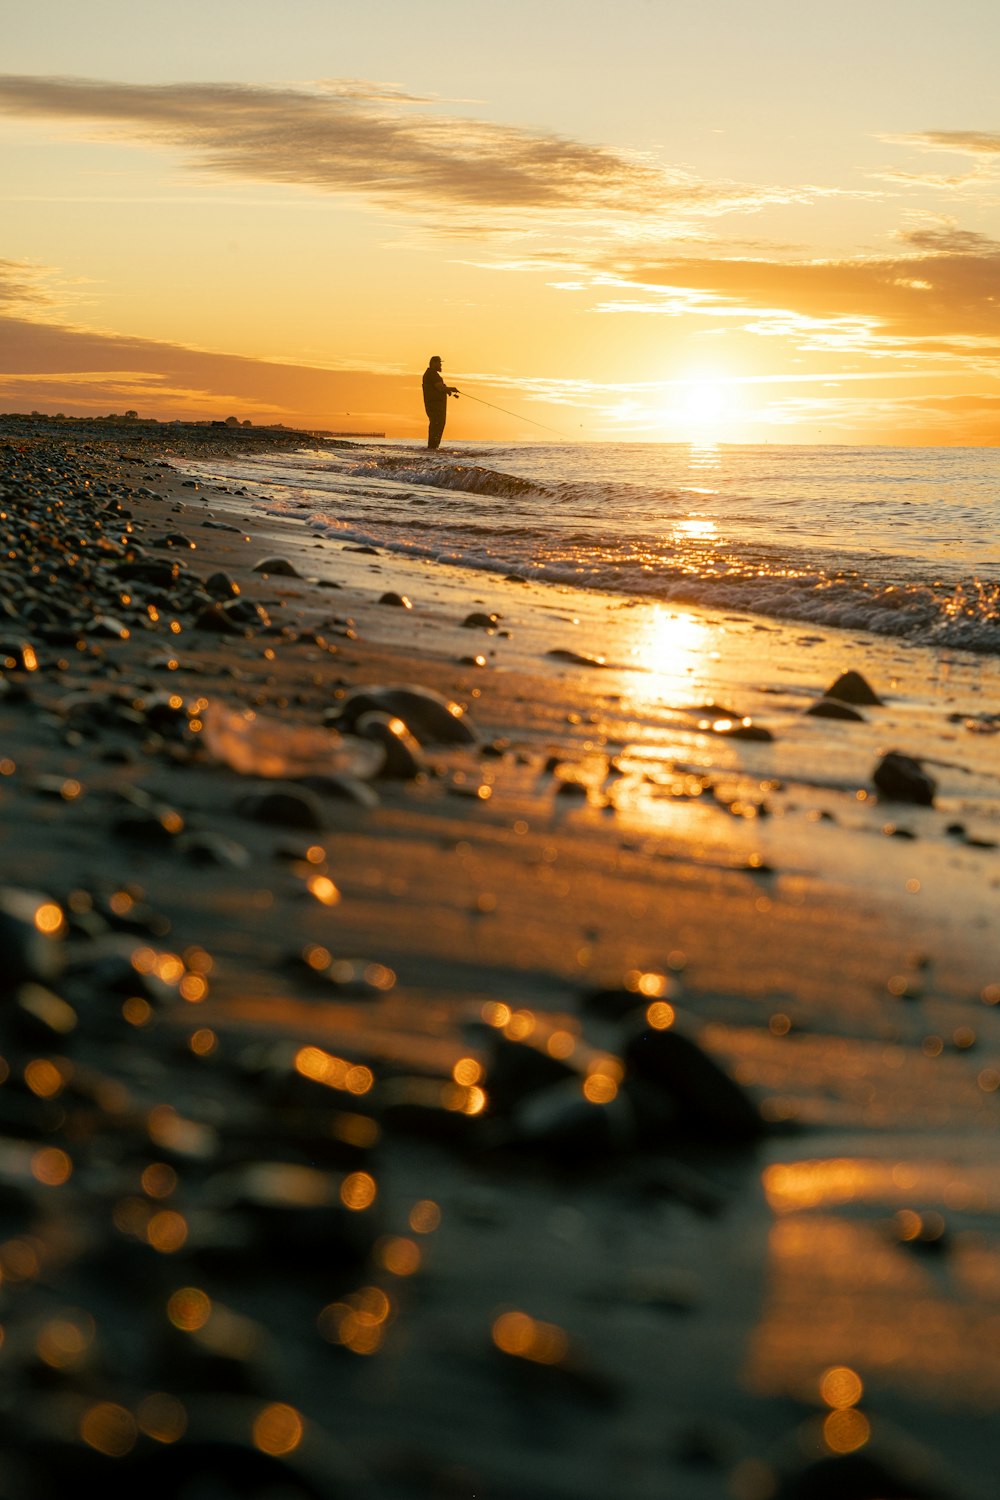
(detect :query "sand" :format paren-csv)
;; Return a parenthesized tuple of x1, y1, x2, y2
(1, 418, 998, 1499)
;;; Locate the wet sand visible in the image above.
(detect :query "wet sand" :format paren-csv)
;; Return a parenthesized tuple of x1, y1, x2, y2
(1, 418, 999, 1498)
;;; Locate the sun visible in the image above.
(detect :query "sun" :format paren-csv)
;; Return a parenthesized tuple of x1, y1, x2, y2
(682, 378, 728, 429)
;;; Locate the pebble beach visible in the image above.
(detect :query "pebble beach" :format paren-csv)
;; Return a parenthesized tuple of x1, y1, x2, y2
(1, 416, 999, 1499)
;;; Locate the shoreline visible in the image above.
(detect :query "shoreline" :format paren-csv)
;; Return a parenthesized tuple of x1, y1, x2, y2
(1, 421, 999, 1498)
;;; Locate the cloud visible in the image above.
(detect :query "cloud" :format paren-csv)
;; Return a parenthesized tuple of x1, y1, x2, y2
(580, 225, 1000, 356)
(0, 74, 807, 226)
(0, 258, 59, 309)
(881, 131, 1000, 158)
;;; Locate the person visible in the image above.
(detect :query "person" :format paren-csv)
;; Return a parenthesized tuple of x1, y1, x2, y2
(422, 355, 459, 450)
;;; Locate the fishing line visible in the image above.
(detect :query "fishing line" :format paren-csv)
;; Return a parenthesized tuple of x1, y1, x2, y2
(455, 388, 570, 439)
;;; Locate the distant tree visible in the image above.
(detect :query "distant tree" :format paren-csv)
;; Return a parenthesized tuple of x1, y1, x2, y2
(225, 415, 240, 427)
(124, 409, 139, 420)
(242, 419, 253, 427)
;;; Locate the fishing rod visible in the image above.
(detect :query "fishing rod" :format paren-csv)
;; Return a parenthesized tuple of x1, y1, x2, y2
(454, 388, 571, 439)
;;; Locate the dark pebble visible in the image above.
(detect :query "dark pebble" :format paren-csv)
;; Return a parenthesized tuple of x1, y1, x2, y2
(873, 750, 936, 806)
(235, 785, 327, 830)
(825, 669, 882, 705)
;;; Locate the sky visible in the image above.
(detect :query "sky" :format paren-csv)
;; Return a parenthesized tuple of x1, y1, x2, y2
(2, 0, 1000, 444)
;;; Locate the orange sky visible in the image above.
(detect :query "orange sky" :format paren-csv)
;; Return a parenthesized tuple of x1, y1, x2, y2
(3, 1, 1000, 444)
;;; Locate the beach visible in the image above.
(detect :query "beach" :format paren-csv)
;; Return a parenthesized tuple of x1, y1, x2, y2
(1, 418, 999, 1499)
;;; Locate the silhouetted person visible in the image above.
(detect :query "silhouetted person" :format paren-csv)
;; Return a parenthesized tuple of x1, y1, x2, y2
(422, 355, 458, 449)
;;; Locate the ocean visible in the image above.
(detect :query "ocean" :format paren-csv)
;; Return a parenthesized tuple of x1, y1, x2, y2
(180, 440, 1000, 656)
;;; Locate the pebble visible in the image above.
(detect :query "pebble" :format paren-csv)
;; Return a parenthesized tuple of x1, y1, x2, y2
(873, 750, 937, 806)
(825, 669, 882, 705)
(326, 684, 477, 745)
(235, 785, 327, 830)
(0, 886, 65, 991)
(252, 556, 300, 576)
(622, 1007, 764, 1141)
(806, 697, 866, 721)
(378, 591, 413, 609)
(353, 710, 425, 779)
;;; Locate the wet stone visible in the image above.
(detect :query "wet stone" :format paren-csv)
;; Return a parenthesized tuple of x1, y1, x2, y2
(825, 669, 882, 705)
(510, 1078, 638, 1158)
(378, 591, 413, 609)
(806, 697, 866, 721)
(252, 556, 300, 576)
(193, 603, 248, 635)
(623, 1007, 764, 1141)
(326, 684, 477, 745)
(235, 784, 327, 830)
(873, 750, 937, 806)
(462, 611, 501, 629)
(354, 711, 425, 780)
(177, 830, 252, 867)
(296, 772, 380, 808)
(0, 887, 65, 992)
(205, 570, 241, 599)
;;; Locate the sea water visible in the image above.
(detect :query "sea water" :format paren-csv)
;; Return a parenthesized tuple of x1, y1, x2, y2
(181, 440, 1000, 656)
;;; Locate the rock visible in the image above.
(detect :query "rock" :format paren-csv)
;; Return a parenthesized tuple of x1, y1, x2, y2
(296, 773, 380, 808)
(235, 785, 327, 830)
(326, 684, 477, 745)
(177, 831, 252, 867)
(462, 611, 500, 629)
(623, 1007, 763, 1140)
(204, 571, 241, 599)
(511, 1078, 638, 1156)
(825, 670, 882, 705)
(546, 649, 607, 667)
(193, 603, 247, 635)
(353, 711, 425, 779)
(873, 751, 936, 806)
(806, 698, 866, 721)
(0, 887, 65, 992)
(252, 556, 300, 576)
(378, 592, 412, 609)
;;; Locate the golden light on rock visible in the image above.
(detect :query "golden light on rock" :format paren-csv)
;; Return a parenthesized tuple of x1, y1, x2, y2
(80, 1402, 138, 1457)
(31, 1146, 72, 1186)
(33, 902, 62, 935)
(318, 1286, 393, 1354)
(146, 1210, 188, 1253)
(167, 1286, 212, 1331)
(141, 1163, 178, 1199)
(452, 1056, 483, 1087)
(583, 1073, 618, 1105)
(340, 1171, 377, 1211)
(24, 1058, 65, 1098)
(482, 1001, 512, 1028)
(823, 1407, 870, 1453)
(304, 944, 332, 970)
(295, 1045, 372, 1095)
(36, 1314, 93, 1369)
(820, 1365, 863, 1410)
(546, 1029, 576, 1060)
(137, 1392, 187, 1444)
(492, 1309, 569, 1365)
(646, 1000, 675, 1030)
(0, 1238, 40, 1282)
(409, 1199, 441, 1234)
(253, 1402, 304, 1456)
(376, 1235, 422, 1276)
(307, 874, 340, 906)
(504, 1009, 536, 1040)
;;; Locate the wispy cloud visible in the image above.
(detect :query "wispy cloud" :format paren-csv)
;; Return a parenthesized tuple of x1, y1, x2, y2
(576, 224, 1000, 357)
(0, 74, 810, 227)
